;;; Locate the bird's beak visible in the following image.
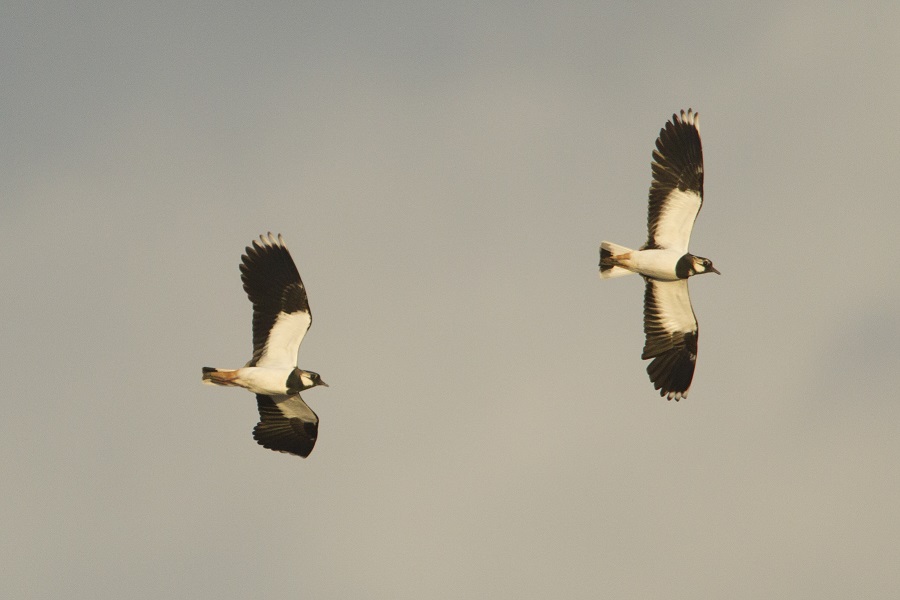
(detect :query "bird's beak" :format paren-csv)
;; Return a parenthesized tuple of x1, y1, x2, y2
(711, 266, 721, 275)
(320, 380, 330, 387)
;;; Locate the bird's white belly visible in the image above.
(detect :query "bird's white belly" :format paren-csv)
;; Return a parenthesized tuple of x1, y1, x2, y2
(234, 367, 294, 395)
(624, 249, 682, 281)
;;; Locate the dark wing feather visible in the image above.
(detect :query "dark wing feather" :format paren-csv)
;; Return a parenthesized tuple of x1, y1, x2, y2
(645, 109, 704, 253)
(240, 233, 311, 367)
(253, 394, 318, 458)
(642, 279, 699, 400)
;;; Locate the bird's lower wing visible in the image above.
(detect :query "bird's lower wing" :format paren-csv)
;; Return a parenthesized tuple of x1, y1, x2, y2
(642, 279, 699, 400)
(253, 394, 319, 457)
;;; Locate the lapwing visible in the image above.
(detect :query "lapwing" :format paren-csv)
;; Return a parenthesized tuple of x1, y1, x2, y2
(203, 233, 328, 457)
(598, 109, 719, 400)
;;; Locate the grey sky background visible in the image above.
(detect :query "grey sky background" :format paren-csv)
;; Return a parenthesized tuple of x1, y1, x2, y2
(3, 1, 900, 598)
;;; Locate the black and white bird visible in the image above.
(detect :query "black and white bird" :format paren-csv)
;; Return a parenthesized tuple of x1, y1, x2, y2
(202, 233, 328, 457)
(598, 109, 719, 400)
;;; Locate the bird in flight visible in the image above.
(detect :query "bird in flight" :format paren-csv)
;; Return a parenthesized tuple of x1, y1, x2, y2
(203, 233, 328, 456)
(598, 109, 719, 400)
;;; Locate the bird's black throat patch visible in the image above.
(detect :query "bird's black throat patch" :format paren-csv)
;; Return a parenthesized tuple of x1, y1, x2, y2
(675, 254, 694, 279)
(285, 369, 303, 394)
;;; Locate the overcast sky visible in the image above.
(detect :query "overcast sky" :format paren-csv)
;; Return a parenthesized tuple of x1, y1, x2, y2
(3, 1, 900, 599)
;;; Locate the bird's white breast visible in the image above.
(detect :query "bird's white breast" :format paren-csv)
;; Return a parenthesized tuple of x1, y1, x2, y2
(234, 367, 294, 395)
(622, 249, 683, 281)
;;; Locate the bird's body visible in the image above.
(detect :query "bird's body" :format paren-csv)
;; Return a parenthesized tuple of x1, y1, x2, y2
(604, 248, 686, 282)
(202, 233, 328, 457)
(598, 109, 719, 400)
(202, 366, 319, 397)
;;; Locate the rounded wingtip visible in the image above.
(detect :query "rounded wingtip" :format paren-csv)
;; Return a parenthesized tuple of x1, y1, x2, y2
(251, 232, 286, 249)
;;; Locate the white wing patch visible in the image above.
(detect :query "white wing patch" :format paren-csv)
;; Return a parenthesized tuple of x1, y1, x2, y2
(652, 279, 697, 336)
(652, 189, 702, 253)
(253, 310, 311, 368)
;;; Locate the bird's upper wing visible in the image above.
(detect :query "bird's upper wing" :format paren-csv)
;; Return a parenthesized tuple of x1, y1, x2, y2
(645, 109, 704, 254)
(240, 233, 311, 368)
(252, 394, 318, 457)
(642, 278, 699, 400)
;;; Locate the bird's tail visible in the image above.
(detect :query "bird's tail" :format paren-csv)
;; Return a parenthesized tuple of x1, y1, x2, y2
(202, 367, 240, 386)
(599, 241, 636, 279)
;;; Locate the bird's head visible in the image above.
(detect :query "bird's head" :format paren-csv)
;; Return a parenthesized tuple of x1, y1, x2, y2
(286, 368, 329, 394)
(691, 255, 720, 276)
